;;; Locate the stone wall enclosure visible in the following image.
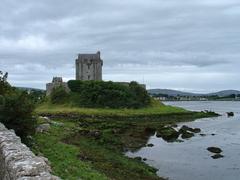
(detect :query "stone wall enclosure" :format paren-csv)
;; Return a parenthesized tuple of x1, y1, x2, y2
(0, 123, 60, 180)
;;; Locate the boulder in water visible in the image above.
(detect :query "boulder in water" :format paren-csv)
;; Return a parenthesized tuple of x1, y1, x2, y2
(181, 131, 194, 139)
(179, 125, 201, 134)
(227, 112, 234, 117)
(156, 126, 179, 142)
(207, 147, 222, 154)
(211, 154, 224, 159)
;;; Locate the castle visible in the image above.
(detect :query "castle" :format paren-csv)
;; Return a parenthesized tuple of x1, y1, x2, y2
(46, 51, 103, 95)
(46, 51, 145, 95)
(76, 51, 103, 81)
(46, 77, 70, 96)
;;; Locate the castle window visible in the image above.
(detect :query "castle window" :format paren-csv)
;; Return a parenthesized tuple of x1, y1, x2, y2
(87, 64, 91, 70)
(88, 75, 90, 80)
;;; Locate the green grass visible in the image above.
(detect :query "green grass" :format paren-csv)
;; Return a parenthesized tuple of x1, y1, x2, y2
(32, 101, 218, 179)
(32, 121, 108, 180)
(35, 100, 187, 117)
(32, 119, 162, 180)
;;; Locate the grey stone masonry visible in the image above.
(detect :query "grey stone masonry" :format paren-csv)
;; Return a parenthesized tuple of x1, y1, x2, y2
(46, 77, 70, 96)
(0, 122, 60, 180)
(76, 51, 103, 81)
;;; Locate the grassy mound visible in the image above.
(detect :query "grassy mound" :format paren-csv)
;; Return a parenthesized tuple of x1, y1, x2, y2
(36, 100, 189, 118)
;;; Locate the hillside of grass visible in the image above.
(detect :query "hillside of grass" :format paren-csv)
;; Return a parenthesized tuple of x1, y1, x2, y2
(35, 100, 189, 118)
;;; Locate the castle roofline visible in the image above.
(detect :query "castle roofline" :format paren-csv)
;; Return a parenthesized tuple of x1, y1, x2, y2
(78, 51, 100, 57)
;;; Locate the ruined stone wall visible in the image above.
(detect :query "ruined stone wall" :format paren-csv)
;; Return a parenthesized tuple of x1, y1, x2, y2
(46, 82, 70, 96)
(0, 123, 60, 180)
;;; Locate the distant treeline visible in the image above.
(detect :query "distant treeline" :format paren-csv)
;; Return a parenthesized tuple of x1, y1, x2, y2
(151, 93, 240, 100)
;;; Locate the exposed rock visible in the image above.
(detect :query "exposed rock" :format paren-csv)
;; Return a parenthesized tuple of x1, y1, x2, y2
(78, 129, 102, 139)
(147, 143, 154, 147)
(39, 156, 52, 168)
(200, 133, 207, 137)
(178, 125, 202, 139)
(36, 124, 51, 133)
(207, 147, 222, 154)
(227, 112, 234, 117)
(211, 154, 224, 159)
(143, 158, 147, 161)
(39, 116, 51, 123)
(156, 126, 179, 142)
(175, 139, 184, 143)
(179, 125, 201, 134)
(181, 131, 194, 139)
(191, 128, 201, 133)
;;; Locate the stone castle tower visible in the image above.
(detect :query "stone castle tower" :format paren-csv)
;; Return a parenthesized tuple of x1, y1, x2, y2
(76, 51, 103, 81)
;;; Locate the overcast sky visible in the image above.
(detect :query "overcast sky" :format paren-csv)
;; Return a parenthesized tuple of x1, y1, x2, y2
(1, 0, 240, 92)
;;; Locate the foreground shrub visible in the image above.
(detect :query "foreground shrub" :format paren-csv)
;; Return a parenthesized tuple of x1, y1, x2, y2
(0, 71, 10, 94)
(0, 71, 36, 141)
(1, 92, 36, 139)
(67, 80, 150, 108)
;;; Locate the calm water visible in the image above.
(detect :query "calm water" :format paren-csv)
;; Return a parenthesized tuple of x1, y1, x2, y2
(127, 101, 240, 180)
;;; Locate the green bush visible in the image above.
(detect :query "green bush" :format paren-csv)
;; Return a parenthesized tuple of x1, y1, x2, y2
(0, 71, 10, 95)
(50, 86, 69, 104)
(1, 92, 36, 139)
(0, 71, 36, 141)
(0, 95, 5, 110)
(67, 80, 150, 109)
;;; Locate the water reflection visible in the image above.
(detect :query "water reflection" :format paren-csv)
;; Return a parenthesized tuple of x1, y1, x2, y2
(127, 101, 240, 180)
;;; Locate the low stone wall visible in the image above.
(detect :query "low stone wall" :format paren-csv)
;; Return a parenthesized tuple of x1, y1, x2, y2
(0, 123, 60, 180)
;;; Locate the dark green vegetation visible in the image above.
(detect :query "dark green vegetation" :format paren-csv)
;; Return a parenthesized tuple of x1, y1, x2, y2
(34, 103, 218, 180)
(0, 71, 36, 141)
(50, 85, 69, 104)
(54, 80, 151, 108)
(32, 119, 160, 180)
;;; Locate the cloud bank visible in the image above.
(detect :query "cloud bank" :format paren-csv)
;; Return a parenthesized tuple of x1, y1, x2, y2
(1, 0, 240, 92)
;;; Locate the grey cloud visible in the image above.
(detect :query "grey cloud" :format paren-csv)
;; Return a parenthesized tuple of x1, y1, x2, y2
(1, 0, 240, 91)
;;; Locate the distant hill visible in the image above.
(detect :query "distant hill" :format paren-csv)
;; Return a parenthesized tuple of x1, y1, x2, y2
(148, 89, 200, 96)
(148, 89, 240, 97)
(207, 90, 240, 97)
